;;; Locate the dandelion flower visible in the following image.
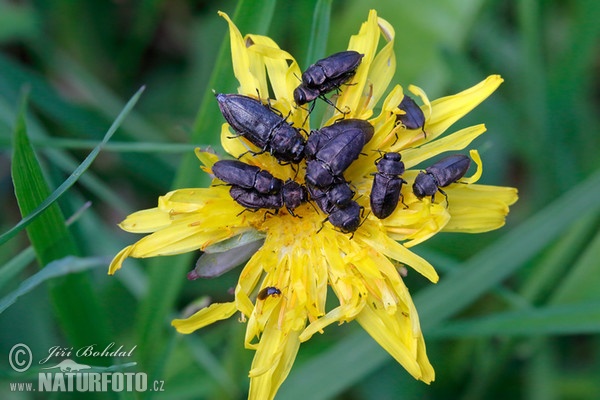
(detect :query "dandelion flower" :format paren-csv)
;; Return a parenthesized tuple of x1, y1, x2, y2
(109, 9, 518, 399)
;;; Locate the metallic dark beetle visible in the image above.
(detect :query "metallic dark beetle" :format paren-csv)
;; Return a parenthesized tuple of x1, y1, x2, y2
(294, 51, 364, 106)
(305, 121, 374, 188)
(370, 152, 407, 219)
(257, 286, 281, 300)
(305, 119, 374, 160)
(229, 180, 308, 215)
(212, 160, 282, 194)
(215, 93, 305, 163)
(397, 94, 426, 132)
(307, 182, 354, 214)
(327, 200, 362, 233)
(413, 154, 471, 202)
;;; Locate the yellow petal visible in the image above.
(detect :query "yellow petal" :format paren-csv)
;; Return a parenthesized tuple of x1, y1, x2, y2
(218, 11, 261, 94)
(461, 149, 483, 184)
(443, 184, 518, 232)
(401, 124, 487, 169)
(127, 216, 238, 258)
(108, 245, 133, 275)
(337, 10, 381, 118)
(246, 37, 300, 104)
(171, 302, 237, 334)
(248, 310, 303, 400)
(236, 250, 270, 318)
(118, 208, 173, 233)
(358, 16, 396, 114)
(194, 148, 219, 172)
(359, 225, 439, 283)
(425, 75, 503, 140)
(383, 199, 452, 248)
(356, 299, 433, 383)
(158, 187, 232, 214)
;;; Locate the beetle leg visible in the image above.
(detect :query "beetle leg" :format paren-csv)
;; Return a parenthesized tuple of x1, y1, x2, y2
(437, 188, 449, 207)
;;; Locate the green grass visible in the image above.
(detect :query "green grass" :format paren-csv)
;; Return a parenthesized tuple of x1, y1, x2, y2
(1, 0, 599, 399)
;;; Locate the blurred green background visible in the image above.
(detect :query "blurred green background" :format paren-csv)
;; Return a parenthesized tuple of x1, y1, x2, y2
(1, 0, 600, 399)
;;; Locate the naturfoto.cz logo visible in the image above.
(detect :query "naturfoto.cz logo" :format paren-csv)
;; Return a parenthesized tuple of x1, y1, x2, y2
(7, 343, 165, 393)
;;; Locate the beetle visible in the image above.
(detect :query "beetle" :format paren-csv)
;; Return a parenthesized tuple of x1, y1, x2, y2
(307, 182, 362, 234)
(412, 154, 471, 203)
(370, 152, 407, 219)
(229, 180, 308, 216)
(294, 51, 364, 107)
(212, 160, 282, 194)
(305, 119, 374, 160)
(327, 200, 362, 234)
(215, 93, 306, 163)
(307, 182, 354, 214)
(257, 286, 281, 300)
(397, 94, 426, 133)
(305, 121, 374, 188)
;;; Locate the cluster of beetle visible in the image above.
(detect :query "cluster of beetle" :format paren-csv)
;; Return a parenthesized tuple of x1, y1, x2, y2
(212, 51, 471, 234)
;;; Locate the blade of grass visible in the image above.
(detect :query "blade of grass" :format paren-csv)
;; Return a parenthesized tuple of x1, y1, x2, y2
(0, 137, 201, 153)
(429, 301, 600, 338)
(134, 0, 278, 370)
(548, 226, 600, 305)
(184, 335, 240, 398)
(304, 0, 332, 67)
(0, 53, 176, 189)
(520, 211, 600, 302)
(0, 86, 145, 245)
(0, 95, 130, 214)
(0, 247, 36, 292)
(10, 92, 112, 361)
(0, 256, 109, 314)
(0, 201, 92, 292)
(517, 0, 554, 198)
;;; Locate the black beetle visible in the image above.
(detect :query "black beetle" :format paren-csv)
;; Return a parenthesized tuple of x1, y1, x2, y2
(327, 200, 362, 233)
(307, 182, 354, 214)
(294, 51, 364, 106)
(397, 94, 426, 133)
(413, 154, 471, 202)
(215, 93, 306, 163)
(307, 183, 362, 234)
(257, 286, 281, 300)
(229, 180, 308, 216)
(212, 160, 282, 194)
(305, 121, 374, 188)
(370, 152, 407, 219)
(305, 119, 374, 160)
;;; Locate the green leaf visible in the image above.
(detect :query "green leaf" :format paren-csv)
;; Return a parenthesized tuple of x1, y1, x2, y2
(0, 247, 36, 293)
(429, 301, 600, 338)
(549, 226, 600, 305)
(9, 88, 143, 361)
(0, 256, 109, 314)
(10, 90, 79, 259)
(0, 137, 200, 153)
(304, 0, 332, 67)
(1, 85, 145, 245)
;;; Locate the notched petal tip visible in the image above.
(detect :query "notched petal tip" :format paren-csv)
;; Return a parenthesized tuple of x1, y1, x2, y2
(461, 149, 483, 184)
(108, 245, 133, 275)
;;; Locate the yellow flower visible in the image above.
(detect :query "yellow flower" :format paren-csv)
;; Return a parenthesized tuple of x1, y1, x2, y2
(109, 9, 517, 400)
